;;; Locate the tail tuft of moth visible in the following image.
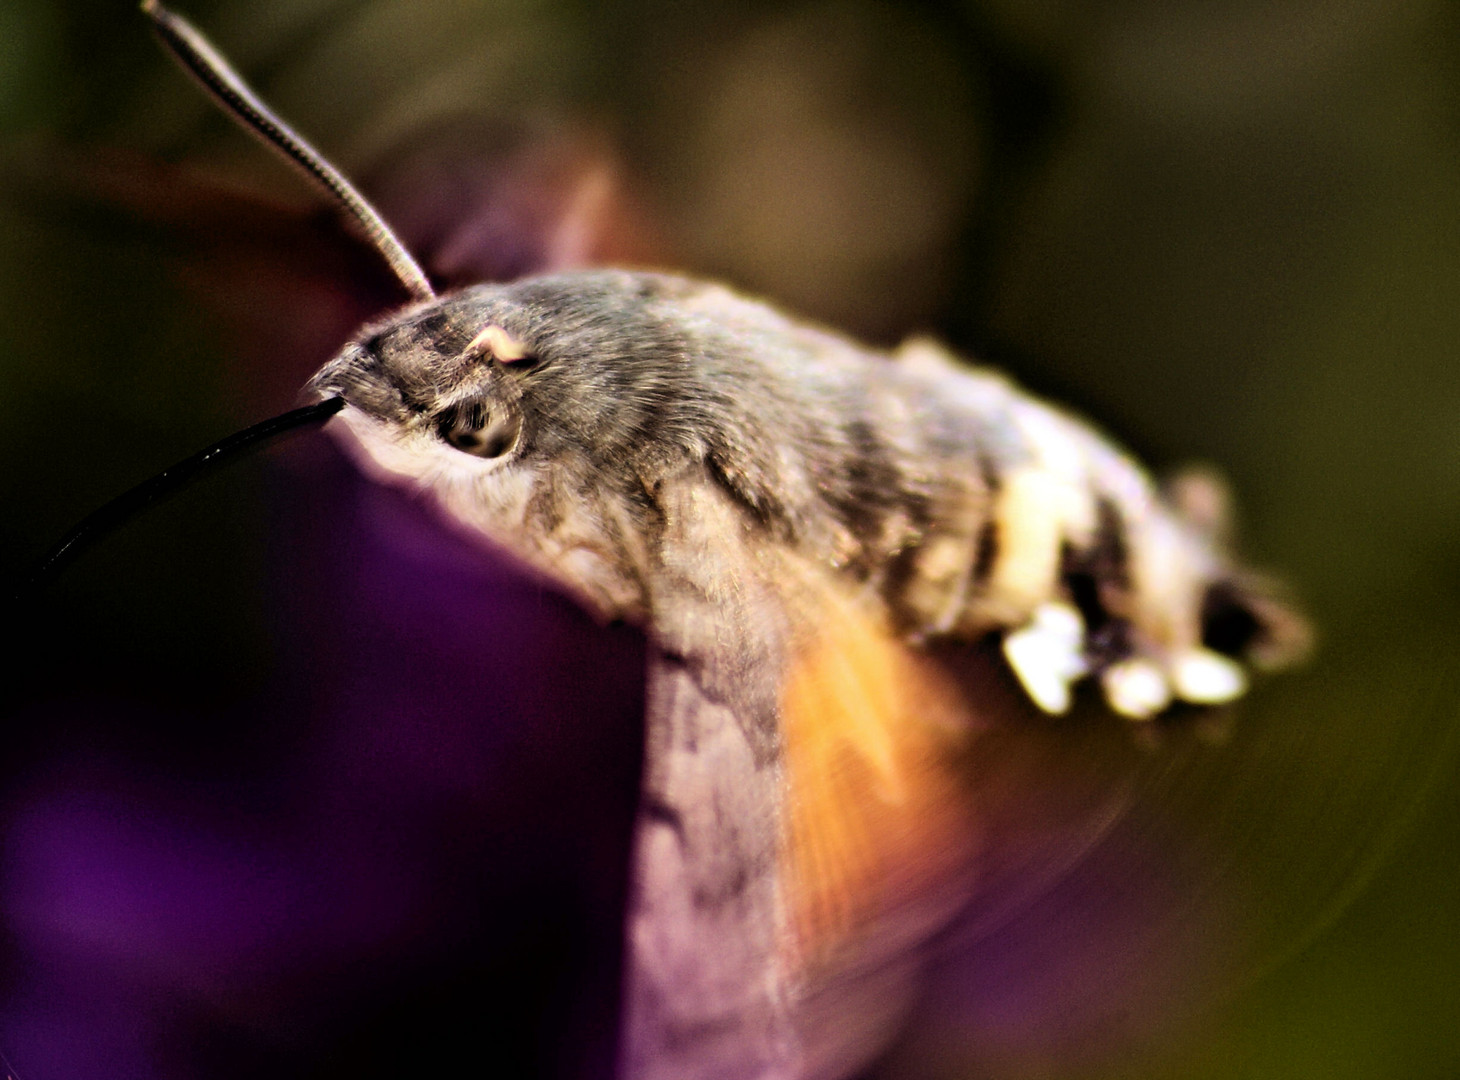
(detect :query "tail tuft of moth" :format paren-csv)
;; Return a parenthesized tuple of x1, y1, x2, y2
(1157, 464, 1312, 674)
(1161, 466, 1313, 674)
(1201, 572, 1314, 674)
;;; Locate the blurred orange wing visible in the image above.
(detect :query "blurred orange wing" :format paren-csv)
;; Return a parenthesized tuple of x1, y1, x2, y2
(778, 583, 982, 974)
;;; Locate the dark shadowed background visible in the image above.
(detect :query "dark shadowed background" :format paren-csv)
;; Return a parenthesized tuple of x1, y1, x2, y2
(1, 1, 1458, 1078)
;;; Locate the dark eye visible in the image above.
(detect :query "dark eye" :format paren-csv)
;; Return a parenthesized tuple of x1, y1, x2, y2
(437, 402, 521, 459)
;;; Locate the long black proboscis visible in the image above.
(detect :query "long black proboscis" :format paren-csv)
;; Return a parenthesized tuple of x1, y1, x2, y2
(140, 0, 436, 303)
(17, 397, 345, 600)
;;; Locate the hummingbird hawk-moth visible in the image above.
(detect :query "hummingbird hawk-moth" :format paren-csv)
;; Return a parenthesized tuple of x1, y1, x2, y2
(19, 4, 1308, 1078)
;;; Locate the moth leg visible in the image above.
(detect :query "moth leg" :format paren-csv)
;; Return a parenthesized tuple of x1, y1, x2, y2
(1170, 648, 1248, 704)
(1002, 601, 1089, 714)
(1099, 656, 1173, 718)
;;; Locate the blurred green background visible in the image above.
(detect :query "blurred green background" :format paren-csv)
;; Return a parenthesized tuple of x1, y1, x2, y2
(2, 0, 1458, 1077)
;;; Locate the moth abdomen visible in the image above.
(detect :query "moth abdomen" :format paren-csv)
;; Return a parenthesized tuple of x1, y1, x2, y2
(764, 333, 1305, 719)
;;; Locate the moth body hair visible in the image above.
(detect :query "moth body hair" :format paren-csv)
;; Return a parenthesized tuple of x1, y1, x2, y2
(310, 268, 1302, 726)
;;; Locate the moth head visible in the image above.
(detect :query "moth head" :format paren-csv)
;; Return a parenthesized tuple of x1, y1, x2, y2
(308, 270, 699, 495)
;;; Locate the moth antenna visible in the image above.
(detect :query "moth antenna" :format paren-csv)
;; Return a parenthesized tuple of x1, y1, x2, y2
(16, 397, 345, 600)
(141, 0, 435, 302)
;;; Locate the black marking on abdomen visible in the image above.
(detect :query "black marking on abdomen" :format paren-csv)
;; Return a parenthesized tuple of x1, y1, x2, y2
(971, 517, 999, 587)
(831, 419, 906, 560)
(880, 542, 929, 634)
(1200, 579, 1264, 657)
(1061, 498, 1134, 668)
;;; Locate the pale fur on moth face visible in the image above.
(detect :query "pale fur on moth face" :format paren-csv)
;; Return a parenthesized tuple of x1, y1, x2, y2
(331, 402, 654, 622)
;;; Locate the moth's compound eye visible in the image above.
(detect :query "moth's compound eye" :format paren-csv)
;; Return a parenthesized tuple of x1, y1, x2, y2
(437, 402, 521, 459)
(466, 324, 532, 364)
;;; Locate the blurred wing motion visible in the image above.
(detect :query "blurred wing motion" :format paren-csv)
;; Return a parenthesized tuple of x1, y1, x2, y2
(613, 462, 1223, 1078)
(624, 574, 983, 1079)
